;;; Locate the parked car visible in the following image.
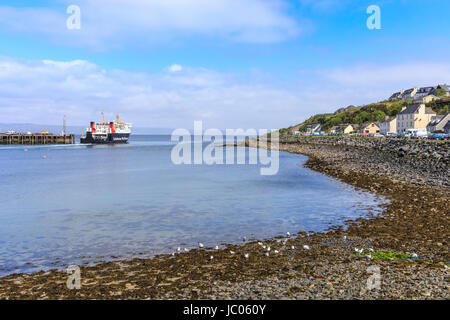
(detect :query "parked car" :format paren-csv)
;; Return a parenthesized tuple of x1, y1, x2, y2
(404, 128, 427, 139)
(372, 133, 384, 138)
(386, 132, 397, 137)
(429, 133, 449, 140)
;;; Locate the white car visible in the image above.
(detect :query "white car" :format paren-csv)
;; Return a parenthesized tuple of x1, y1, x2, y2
(373, 133, 384, 138)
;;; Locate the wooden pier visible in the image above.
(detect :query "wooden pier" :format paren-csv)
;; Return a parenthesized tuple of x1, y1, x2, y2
(0, 133, 75, 145)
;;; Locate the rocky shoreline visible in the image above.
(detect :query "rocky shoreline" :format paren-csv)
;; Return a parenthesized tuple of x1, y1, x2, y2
(0, 136, 448, 300)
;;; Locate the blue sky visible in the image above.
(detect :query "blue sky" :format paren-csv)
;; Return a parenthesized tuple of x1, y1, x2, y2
(0, 0, 449, 129)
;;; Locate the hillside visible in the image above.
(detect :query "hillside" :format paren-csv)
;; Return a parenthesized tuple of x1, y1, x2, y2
(281, 99, 450, 134)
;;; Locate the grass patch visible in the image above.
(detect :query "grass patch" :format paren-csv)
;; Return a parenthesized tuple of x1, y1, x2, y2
(357, 251, 412, 261)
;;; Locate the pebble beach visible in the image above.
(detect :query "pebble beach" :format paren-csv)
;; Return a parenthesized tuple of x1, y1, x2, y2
(0, 136, 448, 300)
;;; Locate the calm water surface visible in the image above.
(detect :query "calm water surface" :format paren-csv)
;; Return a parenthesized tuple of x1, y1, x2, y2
(0, 135, 387, 276)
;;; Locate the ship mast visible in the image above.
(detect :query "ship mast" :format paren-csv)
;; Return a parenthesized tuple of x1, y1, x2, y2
(101, 110, 106, 124)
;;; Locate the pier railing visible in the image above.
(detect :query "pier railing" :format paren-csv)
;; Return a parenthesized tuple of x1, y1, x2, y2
(0, 133, 75, 145)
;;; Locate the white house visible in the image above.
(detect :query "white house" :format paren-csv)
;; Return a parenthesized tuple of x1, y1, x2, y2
(379, 116, 397, 135)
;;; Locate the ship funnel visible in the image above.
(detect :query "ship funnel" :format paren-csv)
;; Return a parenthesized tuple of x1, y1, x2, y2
(109, 122, 115, 134)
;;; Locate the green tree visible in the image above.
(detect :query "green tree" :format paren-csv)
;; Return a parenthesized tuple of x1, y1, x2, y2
(438, 105, 449, 114)
(354, 111, 371, 124)
(435, 88, 447, 96)
(372, 110, 386, 122)
(387, 104, 402, 116)
(330, 115, 343, 126)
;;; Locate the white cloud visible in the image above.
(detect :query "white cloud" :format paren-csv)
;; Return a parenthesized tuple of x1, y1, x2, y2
(1, 57, 449, 130)
(0, 57, 305, 129)
(0, 0, 301, 48)
(168, 64, 183, 72)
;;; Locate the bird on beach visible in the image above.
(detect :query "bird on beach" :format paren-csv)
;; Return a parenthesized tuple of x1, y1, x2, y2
(242, 236, 247, 242)
(257, 242, 263, 246)
(215, 245, 219, 250)
(184, 248, 189, 252)
(409, 253, 418, 258)
(210, 255, 214, 260)
(343, 236, 347, 240)
(230, 250, 235, 255)
(198, 242, 204, 249)
(274, 250, 279, 254)
(177, 247, 181, 252)
(244, 253, 249, 259)
(291, 245, 295, 250)
(265, 252, 269, 257)
(262, 245, 266, 249)
(286, 232, 291, 237)
(266, 246, 271, 252)
(354, 248, 363, 254)
(303, 245, 310, 250)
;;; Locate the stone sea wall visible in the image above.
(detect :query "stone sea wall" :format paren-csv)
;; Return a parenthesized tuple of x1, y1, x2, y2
(276, 136, 450, 187)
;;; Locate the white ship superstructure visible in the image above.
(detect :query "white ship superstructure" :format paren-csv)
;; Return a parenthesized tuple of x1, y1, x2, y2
(80, 113, 132, 144)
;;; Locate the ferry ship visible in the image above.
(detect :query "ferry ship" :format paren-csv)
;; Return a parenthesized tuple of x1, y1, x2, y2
(80, 113, 132, 144)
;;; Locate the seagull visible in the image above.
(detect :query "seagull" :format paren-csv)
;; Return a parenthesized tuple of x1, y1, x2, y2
(198, 242, 204, 249)
(343, 236, 347, 240)
(184, 248, 189, 252)
(262, 245, 266, 249)
(286, 232, 291, 237)
(230, 250, 235, 255)
(210, 255, 214, 260)
(265, 252, 269, 257)
(303, 245, 310, 250)
(215, 245, 219, 250)
(354, 248, 363, 254)
(291, 245, 295, 250)
(368, 248, 374, 252)
(177, 247, 181, 252)
(171, 252, 175, 256)
(266, 246, 271, 252)
(274, 250, 279, 254)
(244, 253, 249, 259)
(410, 253, 418, 258)
(242, 236, 247, 242)
(257, 242, 263, 246)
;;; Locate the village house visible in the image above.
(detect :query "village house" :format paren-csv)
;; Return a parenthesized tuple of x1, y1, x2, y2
(329, 124, 355, 135)
(288, 124, 302, 135)
(389, 90, 404, 100)
(414, 95, 437, 103)
(414, 86, 435, 99)
(396, 103, 436, 133)
(389, 85, 450, 101)
(401, 87, 418, 100)
(427, 113, 450, 133)
(379, 116, 397, 135)
(305, 123, 322, 135)
(360, 122, 380, 134)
